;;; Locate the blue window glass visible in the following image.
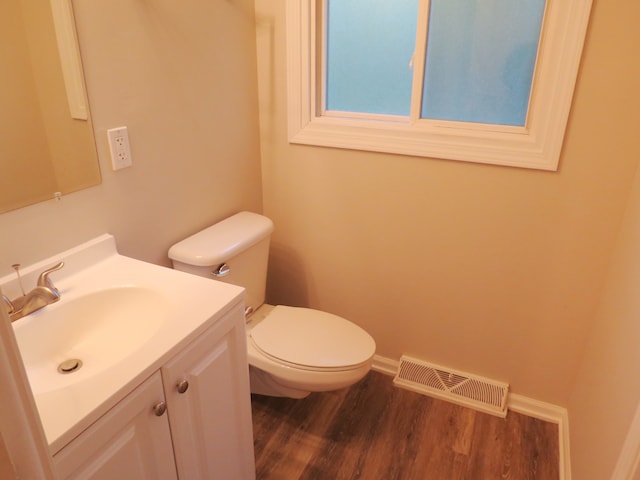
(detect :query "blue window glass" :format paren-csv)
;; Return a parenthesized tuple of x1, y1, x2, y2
(421, 0, 546, 126)
(326, 0, 419, 116)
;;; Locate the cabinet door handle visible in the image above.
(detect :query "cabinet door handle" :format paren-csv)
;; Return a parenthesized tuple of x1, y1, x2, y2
(176, 380, 189, 394)
(153, 401, 167, 416)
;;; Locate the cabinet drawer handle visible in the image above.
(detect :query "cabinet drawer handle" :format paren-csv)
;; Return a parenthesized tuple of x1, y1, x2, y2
(176, 380, 189, 394)
(153, 401, 167, 417)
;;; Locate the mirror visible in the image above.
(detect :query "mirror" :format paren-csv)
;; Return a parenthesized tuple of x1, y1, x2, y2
(0, 0, 101, 214)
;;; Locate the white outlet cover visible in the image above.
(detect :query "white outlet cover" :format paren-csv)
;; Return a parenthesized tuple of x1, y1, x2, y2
(107, 126, 133, 170)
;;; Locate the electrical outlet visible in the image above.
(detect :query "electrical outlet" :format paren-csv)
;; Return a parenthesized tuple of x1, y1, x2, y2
(107, 126, 133, 170)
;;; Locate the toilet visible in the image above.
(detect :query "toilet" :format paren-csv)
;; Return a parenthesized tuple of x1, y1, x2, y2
(168, 211, 376, 398)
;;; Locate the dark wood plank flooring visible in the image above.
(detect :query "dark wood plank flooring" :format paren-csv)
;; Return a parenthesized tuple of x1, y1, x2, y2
(251, 371, 559, 480)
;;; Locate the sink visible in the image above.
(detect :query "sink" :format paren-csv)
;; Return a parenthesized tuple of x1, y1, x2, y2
(1, 234, 245, 450)
(13, 286, 170, 395)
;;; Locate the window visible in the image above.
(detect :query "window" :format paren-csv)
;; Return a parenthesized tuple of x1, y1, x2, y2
(286, 0, 593, 171)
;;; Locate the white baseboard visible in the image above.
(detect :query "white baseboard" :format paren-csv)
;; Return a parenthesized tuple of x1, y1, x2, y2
(372, 354, 571, 480)
(371, 354, 398, 376)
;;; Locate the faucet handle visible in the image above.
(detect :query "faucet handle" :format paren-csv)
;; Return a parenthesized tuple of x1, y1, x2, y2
(37, 262, 64, 291)
(2, 295, 15, 315)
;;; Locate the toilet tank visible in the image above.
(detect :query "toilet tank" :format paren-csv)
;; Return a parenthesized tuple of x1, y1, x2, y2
(168, 211, 274, 313)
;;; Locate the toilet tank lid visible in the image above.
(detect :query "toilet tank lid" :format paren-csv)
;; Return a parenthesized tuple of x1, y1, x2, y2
(168, 211, 274, 266)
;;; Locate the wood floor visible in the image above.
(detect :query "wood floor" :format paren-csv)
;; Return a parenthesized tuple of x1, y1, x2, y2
(251, 371, 559, 480)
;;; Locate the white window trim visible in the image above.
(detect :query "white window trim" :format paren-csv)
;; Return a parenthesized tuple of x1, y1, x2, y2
(286, 0, 593, 171)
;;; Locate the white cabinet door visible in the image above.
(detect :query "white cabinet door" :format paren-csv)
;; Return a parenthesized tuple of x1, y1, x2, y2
(53, 373, 177, 480)
(162, 304, 255, 479)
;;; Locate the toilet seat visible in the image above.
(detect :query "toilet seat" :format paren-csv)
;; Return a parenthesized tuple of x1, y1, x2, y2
(249, 305, 376, 372)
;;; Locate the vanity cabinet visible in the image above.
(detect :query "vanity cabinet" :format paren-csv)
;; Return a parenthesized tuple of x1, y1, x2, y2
(161, 305, 255, 479)
(52, 304, 255, 480)
(53, 372, 177, 480)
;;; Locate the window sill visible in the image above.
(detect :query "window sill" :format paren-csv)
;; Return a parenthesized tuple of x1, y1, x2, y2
(290, 116, 558, 171)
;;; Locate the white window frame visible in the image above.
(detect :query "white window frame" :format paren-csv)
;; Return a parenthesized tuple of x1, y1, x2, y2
(286, 0, 593, 171)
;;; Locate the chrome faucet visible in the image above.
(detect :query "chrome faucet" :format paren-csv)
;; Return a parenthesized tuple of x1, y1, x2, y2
(2, 262, 64, 322)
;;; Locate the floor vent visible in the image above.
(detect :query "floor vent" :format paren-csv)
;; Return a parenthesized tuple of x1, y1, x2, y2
(393, 356, 509, 417)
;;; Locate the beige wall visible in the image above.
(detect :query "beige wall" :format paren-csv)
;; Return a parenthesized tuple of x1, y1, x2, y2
(568, 126, 640, 476)
(255, 0, 640, 405)
(567, 3, 640, 477)
(0, 0, 262, 275)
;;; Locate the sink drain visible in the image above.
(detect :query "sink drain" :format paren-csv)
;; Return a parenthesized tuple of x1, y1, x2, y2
(58, 359, 83, 374)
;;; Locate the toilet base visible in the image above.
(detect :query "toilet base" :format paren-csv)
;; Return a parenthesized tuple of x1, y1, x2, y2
(249, 365, 310, 399)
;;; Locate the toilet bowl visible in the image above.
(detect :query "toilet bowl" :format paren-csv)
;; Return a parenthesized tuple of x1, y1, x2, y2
(168, 211, 376, 398)
(246, 304, 375, 398)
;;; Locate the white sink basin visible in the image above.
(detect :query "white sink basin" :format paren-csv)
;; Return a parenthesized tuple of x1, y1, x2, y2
(13, 286, 170, 395)
(1, 234, 245, 452)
